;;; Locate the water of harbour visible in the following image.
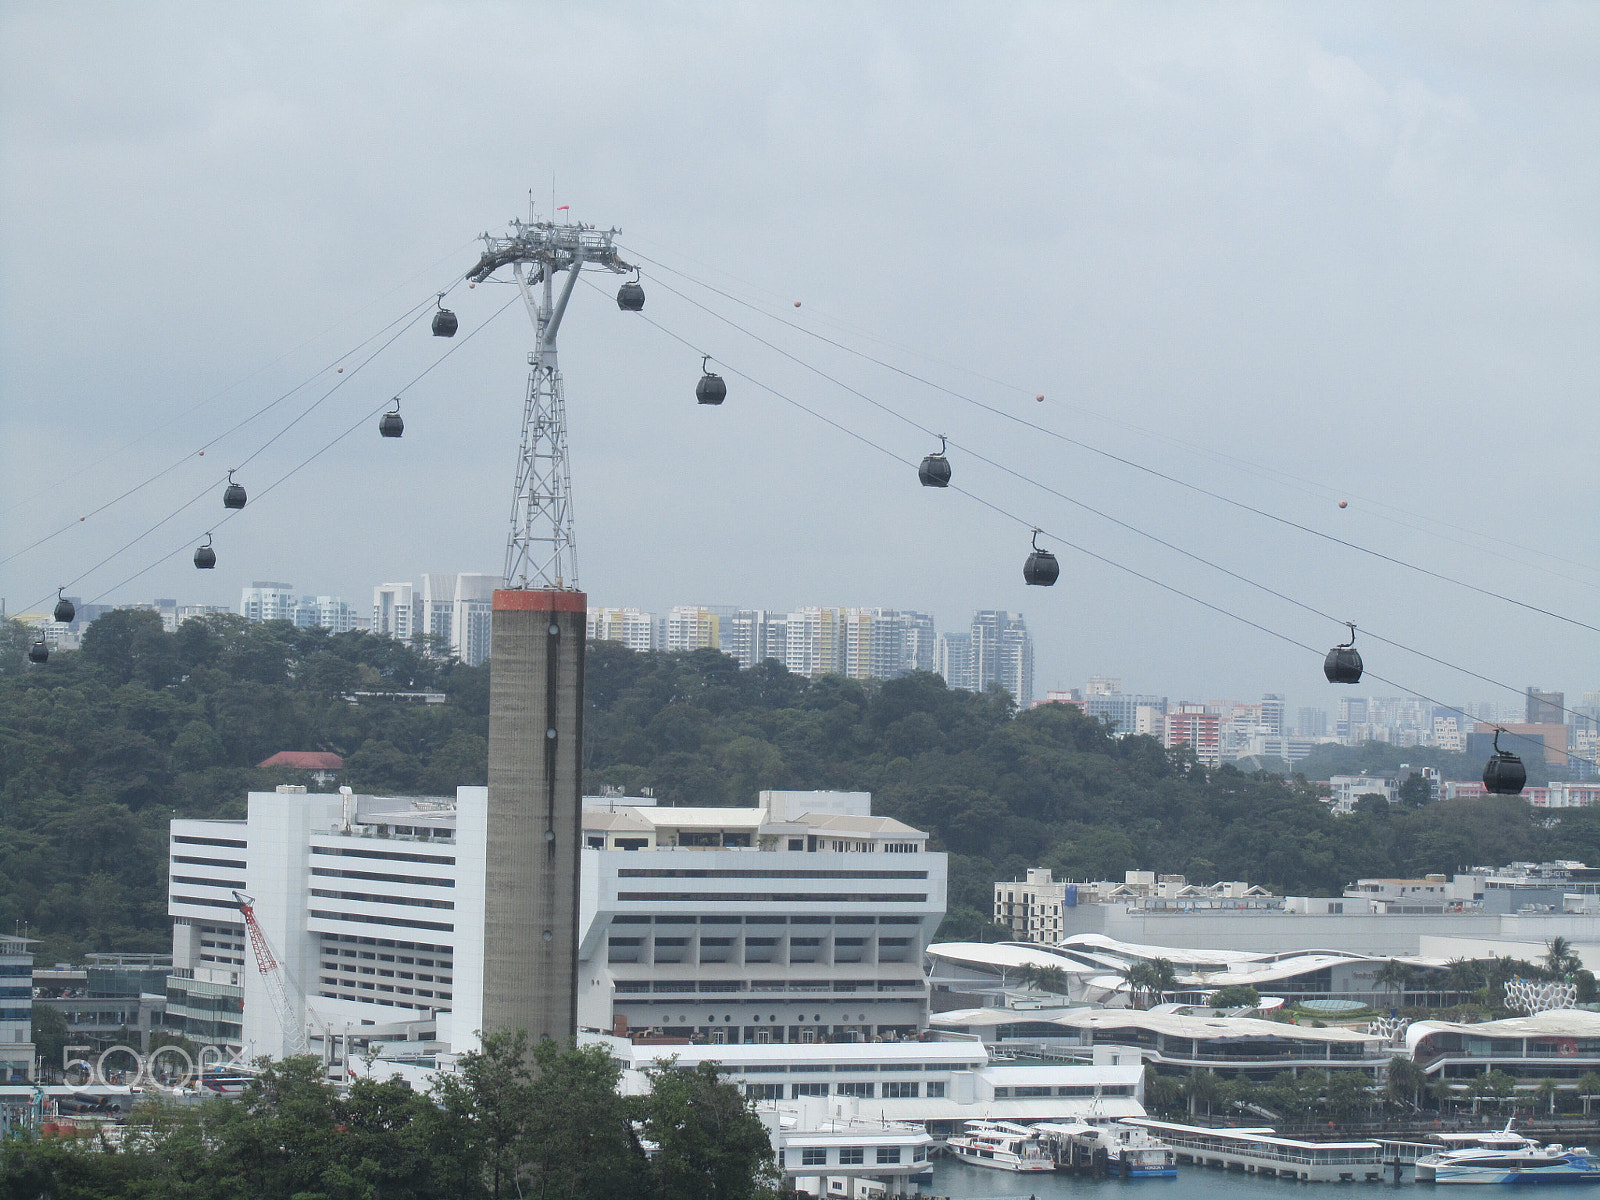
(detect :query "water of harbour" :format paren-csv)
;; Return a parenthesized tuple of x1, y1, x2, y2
(927, 1157, 1600, 1196)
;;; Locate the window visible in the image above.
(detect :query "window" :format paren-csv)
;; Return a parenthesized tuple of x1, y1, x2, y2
(884, 1081, 918, 1098)
(926, 1081, 946, 1098)
(1015, 1085, 1052, 1098)
(876, 1147, 901, 1164)
(745, 1083, 782, 1100)
(839, 1147, 864, 1166)
(837, 1082, 874, 1098)
(801, 1147, 827, 1166)
(992, 1087, 1010, 1097)
(792, 1083, 828, 1098)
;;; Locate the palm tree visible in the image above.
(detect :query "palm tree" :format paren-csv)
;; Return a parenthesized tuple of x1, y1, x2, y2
(1534, 1077, 1559, 1117)
(1122, 961, 1155, 1010)
(1445, 957, 1484, 1007)
(1016, 962, 1070, 997)
(1185, 1067, 1222, 1119)
(1374, 959, 1412, 1010)
(1545, 937, 1581, 981)
(1148, 958, 1178, 1007)
(1575, 1071, 1600, 1118)
(1385, 1055, 1427, 1113)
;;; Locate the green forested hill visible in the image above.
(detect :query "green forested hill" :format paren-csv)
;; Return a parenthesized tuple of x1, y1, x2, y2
(4, 612, 1597, 963)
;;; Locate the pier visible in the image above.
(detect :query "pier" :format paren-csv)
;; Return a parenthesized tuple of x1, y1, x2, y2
(1124, 1118, 1386, 1183)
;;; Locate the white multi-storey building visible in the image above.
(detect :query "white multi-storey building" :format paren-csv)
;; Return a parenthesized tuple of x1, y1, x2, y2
(662, 606, 722, 653)
(0, 935, 33, 1083)
(238, 582, 297, 623)
(994, 868, 1073, 943)
(587, 607, 657, 652)
(372, 584, 420, 641)
(166, 788, 944, 1059)
(450, 574, 498, 666)
(420, 573, 457, 653)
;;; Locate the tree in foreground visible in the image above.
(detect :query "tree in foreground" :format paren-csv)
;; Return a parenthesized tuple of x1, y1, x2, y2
(0, 1037, 779, 1200)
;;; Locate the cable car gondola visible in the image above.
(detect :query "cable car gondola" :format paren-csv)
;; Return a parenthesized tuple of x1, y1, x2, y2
(617, 271, 645, 312)
(1482, 728, 1527, 796)
(918, 435, 951, 488)
(432, 294, 458, 338)
(53, 589, 75, 625)
(194, 533, 216, 570)
(1323, 622, 1363, 684)
(1023, 529, 1059, 586)
(223, 470, 247, 510)
(28, 639, 49, 664)
(379, 400, 404, 438)
(696, 356, 726, 406)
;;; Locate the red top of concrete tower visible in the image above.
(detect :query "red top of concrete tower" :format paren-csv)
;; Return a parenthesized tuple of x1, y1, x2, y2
(493, 589, 587, 612)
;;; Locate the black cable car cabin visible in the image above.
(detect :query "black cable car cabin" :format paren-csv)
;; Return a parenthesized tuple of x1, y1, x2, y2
(53, 589, 74, 624)
(1024, 530, 1059, 586)
(919, 435, 951, 487)
(1482, 729, 1527, 796)
(223, 470, 247, 510)
(432, 294, 458, 337)
(617, 278, 645, 311)
(1324, 623, 1363, 684)
(696, 356, 726, 405)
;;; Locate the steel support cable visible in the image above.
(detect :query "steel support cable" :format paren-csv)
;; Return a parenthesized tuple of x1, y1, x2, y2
(612, 292, 1598, 772)
(630, 252, 1600, 613)
(592, 275, 1600, 724)
(0, 285, 453, 567)
(11, 304, 437, 609)
(624, 242, 1600, 583)
(1, 239, 478, 524)
(76, 294, 520, 608)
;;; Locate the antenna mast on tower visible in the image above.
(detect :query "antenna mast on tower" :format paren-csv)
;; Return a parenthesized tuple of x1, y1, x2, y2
(467, 205, 632, 589)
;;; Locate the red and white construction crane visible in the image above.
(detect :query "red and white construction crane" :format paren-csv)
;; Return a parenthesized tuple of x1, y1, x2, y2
(232, 890, 310, 1057)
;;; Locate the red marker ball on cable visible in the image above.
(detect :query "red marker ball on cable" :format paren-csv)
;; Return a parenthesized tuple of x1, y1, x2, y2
(1338, 499, 1348, 509)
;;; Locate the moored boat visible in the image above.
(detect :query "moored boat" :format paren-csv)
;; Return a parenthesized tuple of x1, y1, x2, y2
(1415, 1121, 1600, 1185)
(945, 1119, 1054, 1171)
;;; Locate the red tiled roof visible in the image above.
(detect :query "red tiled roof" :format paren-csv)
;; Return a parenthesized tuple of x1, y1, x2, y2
(257, 751, 344, 770)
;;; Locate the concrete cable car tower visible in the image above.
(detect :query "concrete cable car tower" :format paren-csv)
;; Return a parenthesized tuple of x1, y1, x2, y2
(465, 210, 633, 1046)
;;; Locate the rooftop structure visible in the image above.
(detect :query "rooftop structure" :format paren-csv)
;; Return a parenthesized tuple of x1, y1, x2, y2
(1407, 1009, 1600, 1089)
(930, 1006, 1388, 1080)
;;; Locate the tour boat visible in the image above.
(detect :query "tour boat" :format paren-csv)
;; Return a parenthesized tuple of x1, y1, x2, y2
(1035, 1120, 1177, 1178)
(1415, 1122, 1600, 1185)
(945, 1120, 1054, 1171)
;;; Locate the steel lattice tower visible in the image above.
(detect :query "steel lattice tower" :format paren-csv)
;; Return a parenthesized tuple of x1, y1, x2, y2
(467, 212, 632, 589)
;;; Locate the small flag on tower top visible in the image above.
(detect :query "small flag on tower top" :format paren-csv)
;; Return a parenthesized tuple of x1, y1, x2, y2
(557, 205, 569, 211)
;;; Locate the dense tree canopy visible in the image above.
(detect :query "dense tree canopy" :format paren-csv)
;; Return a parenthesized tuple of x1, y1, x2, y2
(0, 1036, 780, 1200)
(5, 614, 1597, 956)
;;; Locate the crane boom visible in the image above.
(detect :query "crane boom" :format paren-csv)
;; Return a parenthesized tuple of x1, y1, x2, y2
(233, 890, 309, 1057)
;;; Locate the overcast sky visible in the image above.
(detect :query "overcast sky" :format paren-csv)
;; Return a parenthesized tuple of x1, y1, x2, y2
(2, 2, 1596, 714)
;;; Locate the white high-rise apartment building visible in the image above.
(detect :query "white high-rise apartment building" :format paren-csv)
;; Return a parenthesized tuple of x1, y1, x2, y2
(587, 607, 657, 652)
(663, 606, 722, 653)
(373, 584, 420, 641)
(783, 607, 839, 678)
(239, 582, 297, 623)
(451, 574, 499, 667)
(727, 610, 786, 668)
(166, 788, 945, 1058)
(294, 596, 360, 633)
(941, 612, 1033, 706)
(420, 574, 457, 655)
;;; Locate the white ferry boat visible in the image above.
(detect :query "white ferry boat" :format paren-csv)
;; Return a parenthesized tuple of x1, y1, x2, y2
(946, 1120, 1054, 1172)
(1415, 1122, 1600, 1185)
(1035, 1120, 1177, 1178)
